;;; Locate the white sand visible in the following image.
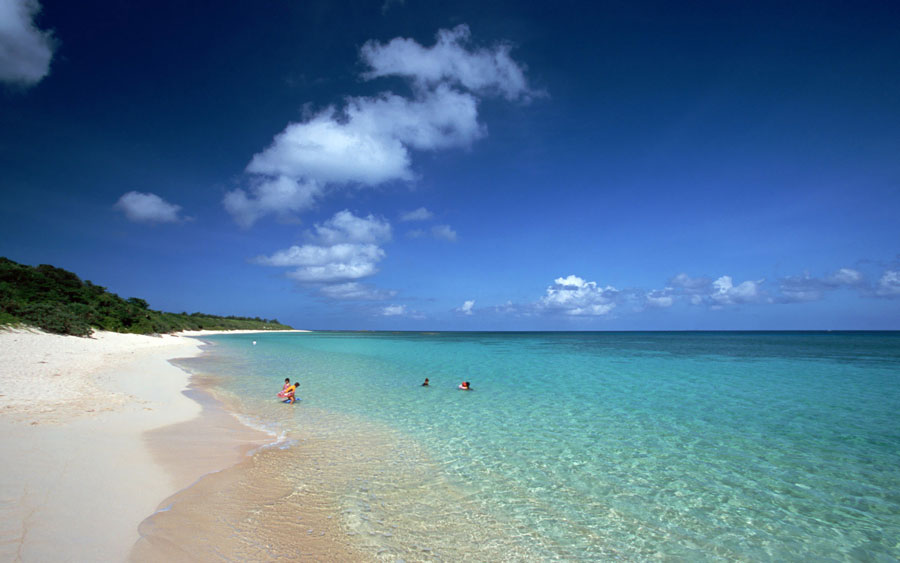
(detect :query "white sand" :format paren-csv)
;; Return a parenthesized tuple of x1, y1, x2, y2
(0, 327, 280, 561)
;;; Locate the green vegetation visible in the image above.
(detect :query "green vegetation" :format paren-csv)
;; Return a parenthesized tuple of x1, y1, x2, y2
(0, 257, 293, 336)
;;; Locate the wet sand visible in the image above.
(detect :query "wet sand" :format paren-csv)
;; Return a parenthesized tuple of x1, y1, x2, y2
(130, 377, 371, 561)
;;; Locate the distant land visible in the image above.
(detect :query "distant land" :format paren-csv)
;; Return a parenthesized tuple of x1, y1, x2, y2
(0, 257, 292, 336)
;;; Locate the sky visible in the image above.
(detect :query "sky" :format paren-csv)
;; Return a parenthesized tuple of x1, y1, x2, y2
(1, 0, 899, 330)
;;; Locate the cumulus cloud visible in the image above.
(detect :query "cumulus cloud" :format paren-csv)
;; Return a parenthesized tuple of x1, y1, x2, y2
(259, 243, 385, 281)
(667, 272, 764, 307)
(505, 265, 884, 319)
(431, 224, 457, 242)
(540, 275, 619, 316)
(289, 263, 378, 283)
(114, 191, 184, 223)
(361, 24, 533, 101)
(876, 270, 900, 297)
(226, 25, 532, 227)
(255, 210, 391, 284)
(311, 209, 392, 245)
(710, 276, 763, 306)
(244, 87, 483, 189)
(400, 207, 433, 221)
(0, 0, 55, 85)
(457, 300, 475, 315)
(224, 176, 319, 229)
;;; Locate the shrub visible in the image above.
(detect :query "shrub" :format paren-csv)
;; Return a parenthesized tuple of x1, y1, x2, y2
(20, 302, 93, 336)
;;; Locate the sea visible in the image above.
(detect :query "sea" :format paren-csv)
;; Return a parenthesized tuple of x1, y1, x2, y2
(144, 331, 900, 561)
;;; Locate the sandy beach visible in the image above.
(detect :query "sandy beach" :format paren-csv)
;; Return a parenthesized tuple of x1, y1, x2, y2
(0, 327, 295, 561)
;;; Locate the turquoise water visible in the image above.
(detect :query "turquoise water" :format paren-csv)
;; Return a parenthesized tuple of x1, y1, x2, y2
(193, 331, 900, 560)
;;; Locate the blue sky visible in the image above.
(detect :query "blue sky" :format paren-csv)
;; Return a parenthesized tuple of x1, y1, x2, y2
(2, 0, 899, 330)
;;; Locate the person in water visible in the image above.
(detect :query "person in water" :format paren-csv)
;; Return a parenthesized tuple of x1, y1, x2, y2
(283, 382, 297, 404)
(458, 381, 472, 390)
(422, 378, 429, 386)
(277, 378, 291, 397)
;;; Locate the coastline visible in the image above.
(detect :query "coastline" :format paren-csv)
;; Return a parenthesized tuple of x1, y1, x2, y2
(0, 327, 299, 561)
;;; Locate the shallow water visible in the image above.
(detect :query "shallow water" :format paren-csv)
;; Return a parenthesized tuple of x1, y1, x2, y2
(148, 331, 900, 560)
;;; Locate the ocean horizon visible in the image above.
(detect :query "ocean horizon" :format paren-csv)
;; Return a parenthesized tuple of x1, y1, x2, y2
(142, 330, 900, 560)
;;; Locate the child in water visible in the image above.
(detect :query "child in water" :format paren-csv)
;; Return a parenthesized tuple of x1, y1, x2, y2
(458, 381, 472, 390)
(422, 378, 429, 386)
(283, 382, 297, 404)
(277, 378, 291, 398)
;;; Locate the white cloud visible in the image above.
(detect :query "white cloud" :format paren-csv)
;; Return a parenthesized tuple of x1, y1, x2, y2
(400, 207, 433, 221)
(710, 276, 763, 306)
(0, 0, 55, 85)
(645, 289, 674, 308)
(114, 191, 184, 223)
(540, 275, 618, 316)
(431, 224, 457, 242)
(380, 304, 425, 319)
(232, 88, 482, 228)
(826, 268, 863, 286)
(287, 261, 379, 283)
(382, 304, 406, 316)
(255, 211, 391, 284)
(458, 300, 475, 315)
(223, 176, 319, 229)
(246, 104, 410, 186)
(227, 25, 533, 227)
(257, 243, 384, 269)
(876, 270, 900, 297)
(361, 24, 533, 101)
(777, 267, 865, 303)
(231, 87, 484, 229)
(670, 273, 711, 294)
(669, 272, 764, 307)
(319, 282, 395, 301)
(245, 87, 483, 187)
(312, 209, 392, 245)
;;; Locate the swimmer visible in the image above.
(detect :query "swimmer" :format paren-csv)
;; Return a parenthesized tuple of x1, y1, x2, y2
(422, 378, 430, 386)
(283, 382, 297, 404)
(458, 381, 472, 390)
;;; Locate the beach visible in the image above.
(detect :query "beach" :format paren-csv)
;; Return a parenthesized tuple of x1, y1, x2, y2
(3, 329, 898, 560)
(0, 328, 293, 561)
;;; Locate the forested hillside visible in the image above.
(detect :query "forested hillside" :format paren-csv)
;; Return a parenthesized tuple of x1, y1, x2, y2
(0, 257, 292, 336)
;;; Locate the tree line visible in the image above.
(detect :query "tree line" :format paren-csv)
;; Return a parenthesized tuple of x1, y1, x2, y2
(0, 257, 293, 336)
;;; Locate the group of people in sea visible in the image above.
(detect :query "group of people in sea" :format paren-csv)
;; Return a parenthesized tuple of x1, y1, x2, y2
(277, 376, 471, 404)
(277, 378, 298, 404)
(422, 378, 473, 390)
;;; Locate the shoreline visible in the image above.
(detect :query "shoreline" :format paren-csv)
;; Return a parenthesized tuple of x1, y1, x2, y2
(0, 327, 297, 561)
